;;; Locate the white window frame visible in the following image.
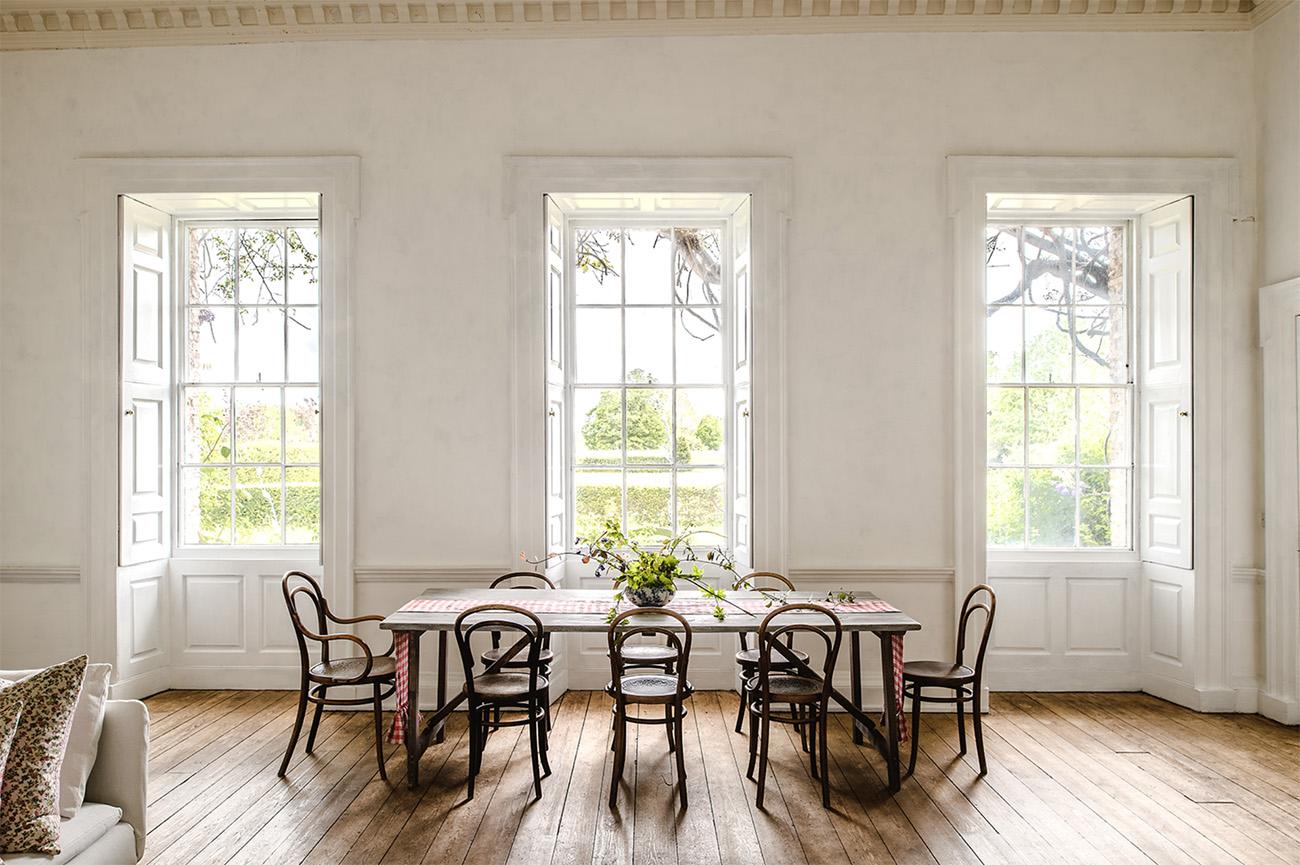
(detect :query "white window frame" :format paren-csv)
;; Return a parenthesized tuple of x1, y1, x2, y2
(505, 157, 791, 576)
(983, 218, 1137, 552)
(949, 155, 1239, 701)
(81, 157, 359, 667)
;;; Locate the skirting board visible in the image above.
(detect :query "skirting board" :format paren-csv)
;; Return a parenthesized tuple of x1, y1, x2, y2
(1258, 692, 1300, 726)
(108, 666, 170, 701)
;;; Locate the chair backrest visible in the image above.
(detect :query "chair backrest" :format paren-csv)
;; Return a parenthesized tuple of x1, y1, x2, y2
(607, 607, 692, 698)
(732, 571, 797, 593)
(283, 570, 331, 664)
(489, 571, 557, 590)
(455, 604, 546, 697)
(756, 603, 843, 697)
(956, 585, 996, 675)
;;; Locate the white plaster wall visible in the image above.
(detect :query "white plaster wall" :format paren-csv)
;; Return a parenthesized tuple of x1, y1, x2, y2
(1255, 2, 1300, 288)
(0, 32, 1260, 675)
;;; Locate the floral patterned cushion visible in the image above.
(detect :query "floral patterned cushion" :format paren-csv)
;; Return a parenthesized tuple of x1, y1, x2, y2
(0, 697, 22, 786)
(0, 655, 88, 855)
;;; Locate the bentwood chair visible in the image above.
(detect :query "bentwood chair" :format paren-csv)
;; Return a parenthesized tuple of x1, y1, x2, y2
(455, 603, 552, 800)
(902, 584, 997, 776)
(479, 572, 556, 728)
(731, 572, 810, 734)
(746, 604, 842, 808)
(606, 607, 694, 809)
(280, 570, 396, 780)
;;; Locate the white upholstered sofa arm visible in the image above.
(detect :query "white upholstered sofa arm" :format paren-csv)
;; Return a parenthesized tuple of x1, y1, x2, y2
(83, 699, 149, 860)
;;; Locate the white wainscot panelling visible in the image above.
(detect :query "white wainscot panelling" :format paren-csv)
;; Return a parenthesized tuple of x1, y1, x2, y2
(1229, 569, 1264, 705)
(1065, 577, 1128, 655)
(261, 574, 299, 651)
(0, 569, 84, 668)
(184, 574, 244, 650)
(988, 576, 1051, 654)
(1147, 578, 1183, 664)
(130, 573, 164, 660)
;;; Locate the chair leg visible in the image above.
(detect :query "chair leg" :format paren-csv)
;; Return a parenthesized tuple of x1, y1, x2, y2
(756, 710, 771, 809)
(372, 682, 388, 782)
(907, 685, 922, 777)
(972, 686, 987, 775)
(528, 703, 543, 800)
(734, 679, 748, 734)
(305, 699, 325, 754)
(746, 700, 759, 779)
(796, 703, 809, 752)
(674, 707, 689, 809)
(819, 706, 831, 808)
(279, 680, 310, 777)
(807, 707, 819, 781)
(467, 708, 479, 800)
(609, 706, 627, 809)
(666, 704, 676, 753)
(957, 688, 968, 756)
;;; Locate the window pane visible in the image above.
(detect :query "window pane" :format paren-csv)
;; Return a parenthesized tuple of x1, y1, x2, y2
(1075, 225, 1124, 305)
(182, 466, 231, 545)
(1080, 388, 1128, 467)
(235, 465, 283, 544)
(237, 307, 286, 383)
(986, 227, 1024, 304)
(574, 308, 621, 383)
(626, 388, 671, 465)
(986, 306, 1023, 383)
(285, 467, 320, 543)
(286, 227, 319, 305)
(677, 388, 725, 466)
(186, 306, 234, 382)
(1023, 229, 1070, 305)
(677, 308, 724, 384)
(285, 387, 320, 464)
(674, 229, 721, 305)
(182, 387, 231, 464)
(1027, 388, 1076, 464)
(287, 307, 320, 383)
(237, 229, 286, 305)
(626, 307, 673, 384)
(575, 388, 622, 465)
(1027, 468, 1076, 547)
(678, 468, 724, 537)
(189, 227, 236, 305)
(1024, 306, 1072, 383)
(987, 387, 1024, 466)
(1074, 306, 1126, 384)
(575, 468, 621, 540)
(575, 229, 621, 305)
(1081, 468, 1128, 548)
(624, 228, 672, 305)
(627, 469, 671, 541)
(986, 468, 1024, 547)
(234, 387, 282, 464)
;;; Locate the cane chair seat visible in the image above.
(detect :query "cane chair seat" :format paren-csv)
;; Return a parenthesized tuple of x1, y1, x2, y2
(607, 674, 695, 703)
(902, 660, 974, 685)
(619, 644, 679, 667)
(745, 674, 823, 702)
(468, 671, 551, 701)
(311, 656, 397, 682)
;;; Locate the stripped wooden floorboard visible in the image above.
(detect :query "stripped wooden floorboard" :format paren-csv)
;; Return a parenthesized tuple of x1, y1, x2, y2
(141, 691, 1300, 865)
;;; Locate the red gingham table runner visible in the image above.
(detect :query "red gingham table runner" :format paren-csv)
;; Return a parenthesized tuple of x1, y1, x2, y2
(386, 596, 906, 744)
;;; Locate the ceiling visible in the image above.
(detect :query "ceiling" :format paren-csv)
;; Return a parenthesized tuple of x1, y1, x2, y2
(0, 0, 1289, 50)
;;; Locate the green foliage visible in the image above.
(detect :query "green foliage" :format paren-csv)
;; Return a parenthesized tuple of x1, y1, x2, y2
(575, 483, 722, 544)
(695, 415, 722, 449)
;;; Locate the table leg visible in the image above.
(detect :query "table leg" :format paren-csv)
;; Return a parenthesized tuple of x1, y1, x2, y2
(850, 631, 864, 746)
(436, 631, 448, 745)
(879, 633, 901, 792)
(406, 632, 421, 788)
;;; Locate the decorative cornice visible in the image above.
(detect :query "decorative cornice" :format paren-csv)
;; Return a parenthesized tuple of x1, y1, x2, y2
(0, 0, 1287, 50)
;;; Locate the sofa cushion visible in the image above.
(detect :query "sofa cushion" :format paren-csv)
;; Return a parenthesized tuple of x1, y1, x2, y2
(0, 655, 88, 855)
(0, 803, 125, 865)
(0, 664, 111, 819)
(0, 698, 22, 788)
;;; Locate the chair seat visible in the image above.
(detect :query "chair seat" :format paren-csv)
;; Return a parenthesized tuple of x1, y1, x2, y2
(735, 647, 809, 667)
(481, 646, 555, 667)
(745, 674, 823, 701)
(606, 674, 694, 702)
(902, 660, 975, 685)
(468, 672, 551, 701)
(618, 644, 679, 665)
(311, 655, 396, 682)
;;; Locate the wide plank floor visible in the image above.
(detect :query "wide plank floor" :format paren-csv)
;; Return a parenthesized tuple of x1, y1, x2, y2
(139, 690, 1300, 865)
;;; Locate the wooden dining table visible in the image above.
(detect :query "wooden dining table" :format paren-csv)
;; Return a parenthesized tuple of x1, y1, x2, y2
(379, 587, 922, 792)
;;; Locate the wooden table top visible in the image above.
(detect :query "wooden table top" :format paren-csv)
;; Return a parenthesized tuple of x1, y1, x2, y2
(380, 587, 922, 635)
